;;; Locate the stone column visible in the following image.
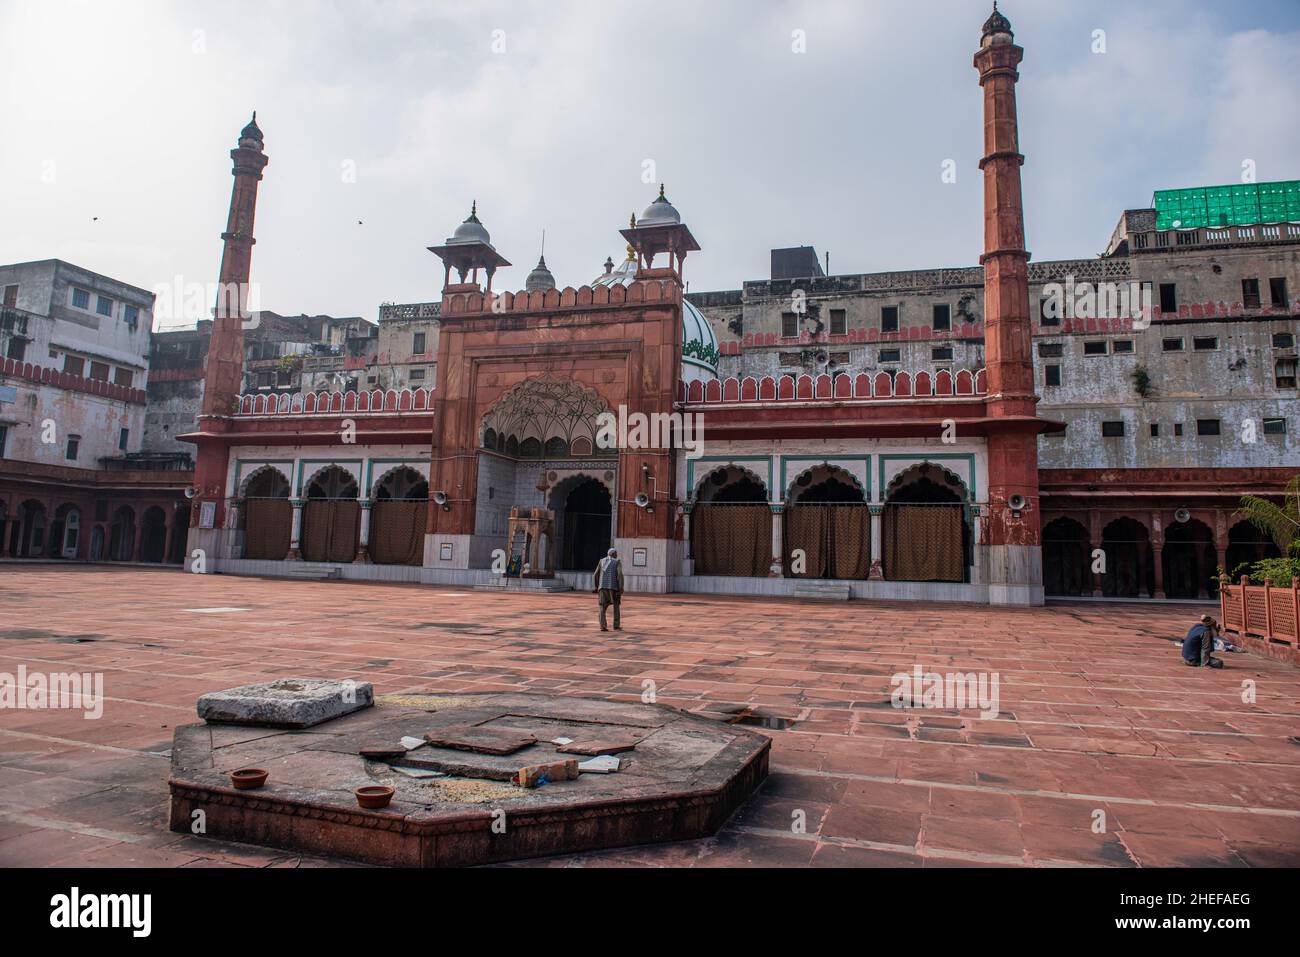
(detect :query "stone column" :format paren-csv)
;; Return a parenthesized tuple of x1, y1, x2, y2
(1151, 537, 1166, 601)
(286, 498, 304, 560)
(868, 505, 884, 580)
(769, 504, 784, 577)
(354, 499, 373, 563)
(681, 504, 693, 576)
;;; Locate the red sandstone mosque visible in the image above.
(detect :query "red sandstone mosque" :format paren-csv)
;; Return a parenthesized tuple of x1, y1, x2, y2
(181, 6, 1051, 605)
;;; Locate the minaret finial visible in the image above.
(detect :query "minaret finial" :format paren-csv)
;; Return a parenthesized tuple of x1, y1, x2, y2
(658, 183, 666, 201)
(629, 212, 636, 229)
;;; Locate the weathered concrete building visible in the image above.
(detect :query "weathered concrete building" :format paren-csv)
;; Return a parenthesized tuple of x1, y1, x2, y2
(0, 260, 191, 561)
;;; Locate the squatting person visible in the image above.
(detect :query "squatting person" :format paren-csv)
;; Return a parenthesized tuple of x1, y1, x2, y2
(593, 547, 624, 631)
(1181, 614, 1225, 669)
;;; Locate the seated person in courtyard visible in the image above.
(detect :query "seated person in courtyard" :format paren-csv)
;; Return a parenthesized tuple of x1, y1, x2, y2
(593, 548, 624, 631)
(1181, 615, 1225, 669)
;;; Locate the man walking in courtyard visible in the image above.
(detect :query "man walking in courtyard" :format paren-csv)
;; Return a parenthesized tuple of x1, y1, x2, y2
(593, 547, 624, 631)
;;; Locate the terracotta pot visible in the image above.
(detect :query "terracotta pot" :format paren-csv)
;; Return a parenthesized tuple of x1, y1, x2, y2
(355, 785, 395, 809)
(230, 768, 268, 790)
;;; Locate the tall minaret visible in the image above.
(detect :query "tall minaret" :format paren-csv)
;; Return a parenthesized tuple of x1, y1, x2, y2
(188, 114, 268, 555)
(201, 113, 268, 416)
(974, 5, 1043, 605)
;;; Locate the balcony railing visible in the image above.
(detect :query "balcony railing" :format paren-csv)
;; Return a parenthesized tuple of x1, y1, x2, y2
(1219, 576, 1299, 648)
(380, 302, 441, 322)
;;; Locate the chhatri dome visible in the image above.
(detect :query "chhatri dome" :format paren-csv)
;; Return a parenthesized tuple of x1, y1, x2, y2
(591, 187, 718, 384)
(525, 255, 556, 293)
(447, 201, 492, 245)
(636, 184, 681, 227)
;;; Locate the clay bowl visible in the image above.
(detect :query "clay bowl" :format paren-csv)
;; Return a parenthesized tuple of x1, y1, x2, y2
(230, 768, 269, 790)
(355, 785, 395, 810)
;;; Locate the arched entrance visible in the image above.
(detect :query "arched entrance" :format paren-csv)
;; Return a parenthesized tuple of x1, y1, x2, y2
(50, 504, 82, 559)
(301, 466, 359, 563)
(1225, 520, 1281, 581)
(241, 468, 292, 560)
(168, 506, 189, 564)
(690, 466, 772, 577)
(883, 465, 968, 582)
(108, 506, 136, 561)
(17, 500, 47, 557)
(1043, 517, 1089, 596)
(784, 465, 870, 579)
(551, 476, 611, 572)
(1164, 518, 1215, 599)
(140, 506, 168, 563)
(370, 467, 428, 566)
(1100, 517, 1150, 597)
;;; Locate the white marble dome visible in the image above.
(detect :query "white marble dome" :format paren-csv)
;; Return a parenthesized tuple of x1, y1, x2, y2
(681, 300, 719, 384)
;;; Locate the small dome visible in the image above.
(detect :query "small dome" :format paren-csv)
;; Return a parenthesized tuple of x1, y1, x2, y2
(981, 2, 1012, 39)
(681, 299, 719, 383)
(637, 184, 681, 227)
(448, 201, 491, 245)
(239, 111, 263, 147)
(525, 255, 556, 293)
(592, 246, 638, 288)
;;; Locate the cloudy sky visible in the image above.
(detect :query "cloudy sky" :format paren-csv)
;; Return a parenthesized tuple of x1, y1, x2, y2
(2, 0, 1298, 327)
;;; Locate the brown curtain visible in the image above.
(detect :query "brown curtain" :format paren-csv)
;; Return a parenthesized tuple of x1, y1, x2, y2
(785, 506, 827, 578)
(884, 505, 963, 582)
(370, 500, 426, 566)
(784, 505, 871, 580)
(243, 499, 291, 560)
(829, 505, 873, 580)
(692, 504, 772, 577)
(302, 500, 359, 563)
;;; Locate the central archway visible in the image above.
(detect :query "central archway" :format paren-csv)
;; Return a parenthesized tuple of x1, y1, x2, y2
(551, 476, 611, 571)
(785, 465, 870, 579)
(882, 464, 969, 583)
(301, 466, 359, 563)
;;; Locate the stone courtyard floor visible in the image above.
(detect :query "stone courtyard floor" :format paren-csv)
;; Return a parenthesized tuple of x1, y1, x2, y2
(1, 564, 1298, 868)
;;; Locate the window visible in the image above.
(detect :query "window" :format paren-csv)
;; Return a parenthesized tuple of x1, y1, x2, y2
(409, 368, 426, 381)
(1242, 278, 1261, 309)
(1112, 340, 1134, 354)
(1159, 283, 1177, 314)
(1263, 418, 1287, 435)
(0, 424, 7, 457)
(1276, 358, 1297, 388)
(118, 428, 129, 451)
(1083, 340, 1108, 356)
(1273, 333, 1294, 348)
(1162, 337, 1184, 352)
(2, 284, 16, 307)
(781, 312, 799, 338)
(1174, 423, 1184, 437)
(931, 346, 953, 362)
(878, 348, 901, 363)
(65, 434, 80, 460)
(89, 361, 109, 381)
(1101, 421, 1125, 437)
(1045, 365, 1061, 387)
(1149, 423, 1160, 437)
(881, 306, 899, 334)
(63, 355, 85, 376)
(5, 338, 23, 361)
(96, 295, 113, 317)
(413, 332, 426, 354)
(1270, 278, 1290, 309)
(71, 288, 90, 310)
(827, 308, 846, 336)
(1039, 295, 1059, 326)
(1037, 342, 1064, 358)
(1196, 419, 1221, 436)
(123, 304, 139, 330)
(113, 367, 133, 387)
(932, 304, 950, 331)
(1193, 336, 1218, 351)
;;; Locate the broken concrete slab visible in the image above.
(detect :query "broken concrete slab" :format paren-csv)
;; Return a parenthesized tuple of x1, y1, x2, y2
(197, 678, 374, 729)
(577, 755, 622, 774)
(359, 742, 408, 760)
(423, 725, 536, 755)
